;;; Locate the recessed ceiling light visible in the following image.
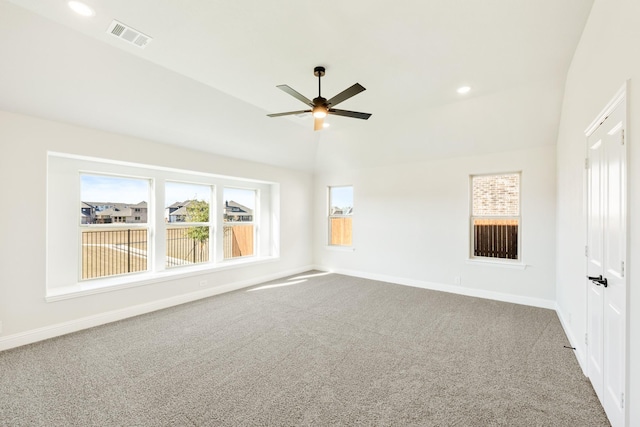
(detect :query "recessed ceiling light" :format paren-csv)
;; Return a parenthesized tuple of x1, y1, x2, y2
(457, 86, 471, 94)
(68, 1, 95, 17)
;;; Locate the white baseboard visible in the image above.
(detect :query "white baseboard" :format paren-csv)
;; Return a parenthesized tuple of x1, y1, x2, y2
(314, 265, 556, 310)
(0, 265, 314, 352)
(555, 303, 587, 375)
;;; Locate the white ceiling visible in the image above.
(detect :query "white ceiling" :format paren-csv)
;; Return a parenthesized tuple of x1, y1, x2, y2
(0, 0, 594, 172)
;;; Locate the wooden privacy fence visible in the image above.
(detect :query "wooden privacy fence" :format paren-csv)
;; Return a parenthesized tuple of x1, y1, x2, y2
(223, 225, 254, 259)
(331, 217, 352, 246)
(473, 219, 518, 259)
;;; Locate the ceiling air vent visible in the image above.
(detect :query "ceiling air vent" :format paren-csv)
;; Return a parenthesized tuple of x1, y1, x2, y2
(107, 20, 152, 49)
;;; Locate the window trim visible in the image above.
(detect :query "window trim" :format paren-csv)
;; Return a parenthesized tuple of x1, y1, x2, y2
(47, 152, 279, 299)
(469, 172, 522, 264)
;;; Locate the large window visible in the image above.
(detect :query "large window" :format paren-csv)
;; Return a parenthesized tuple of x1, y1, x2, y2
(471, 173, 520, 260)
(223, 188, 256, 259)
(165, 182, 213, 268)
(80, 174, 150, 280)
(46, 153, 279, 297)
(328, 186, 353, 246)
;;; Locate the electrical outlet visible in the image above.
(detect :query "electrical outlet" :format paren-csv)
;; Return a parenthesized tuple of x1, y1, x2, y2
(199, 280, 207, 287)
(454, 276, 461, 285)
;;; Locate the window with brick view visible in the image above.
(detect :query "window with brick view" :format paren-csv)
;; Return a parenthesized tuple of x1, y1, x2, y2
(471, 173, 520, 260)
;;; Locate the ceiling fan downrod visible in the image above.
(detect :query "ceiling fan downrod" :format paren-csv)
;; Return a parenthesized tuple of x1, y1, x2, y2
(314, 66, 326, 98)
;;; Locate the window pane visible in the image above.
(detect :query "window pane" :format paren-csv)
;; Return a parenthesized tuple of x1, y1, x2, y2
(80, 174, 149, 224)
(81, 228, 148, 279)
(224, 188, 255, 259)
(165, 182, 211, 223)
(165, 182, 212, 267)
(166, 226, 210, 266)
(472, 219, 518, 259)
(224, 188, 255, 222)
(223, 224, 254, 258)
(472, 174, 519, 216)
(329, 186, 353, 246)
(329, 186, 353, 215)
(330, 217, 352, 246)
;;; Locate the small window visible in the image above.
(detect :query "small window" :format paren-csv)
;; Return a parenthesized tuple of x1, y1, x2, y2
(165, 182, 213, 268)
(471, 173, 520, 260)
(80, 174, 150, 280)
(329, 186, 353, 246)
(223, 188, 256, 259)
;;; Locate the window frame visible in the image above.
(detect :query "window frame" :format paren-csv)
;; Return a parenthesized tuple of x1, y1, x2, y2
(469, 172, 522, 263)
(79, 173, 152, 281)
(164, 181, 215, 269)
(328, 185, 354, 247)
(46, 152, 279, 300)
(223, 187, 258, 260)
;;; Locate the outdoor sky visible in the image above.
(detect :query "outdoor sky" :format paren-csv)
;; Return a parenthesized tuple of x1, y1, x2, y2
(80, 175, 256, 208)
(81, 174, 354, 211)
(330, 186, 353, 210)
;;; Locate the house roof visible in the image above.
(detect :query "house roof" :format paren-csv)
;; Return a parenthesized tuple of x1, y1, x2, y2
(0, 1, 594, 171)
(169, 206, 189, 217)
(225, 200, 252, 215)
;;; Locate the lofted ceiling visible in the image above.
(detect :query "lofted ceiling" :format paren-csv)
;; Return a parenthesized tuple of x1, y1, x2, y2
(0, 0, 594, 172)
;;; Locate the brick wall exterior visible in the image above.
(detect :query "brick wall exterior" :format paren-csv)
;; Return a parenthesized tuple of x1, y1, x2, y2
(472, 173, 520, 216)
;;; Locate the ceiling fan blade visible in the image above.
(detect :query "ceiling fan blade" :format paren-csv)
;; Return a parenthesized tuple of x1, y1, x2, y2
(328, 108, 372, 120)
(314, 116, 324, 131)
(326, 83, 366, 107)
(267, 110, 311, 117)
(276, 85, 314, 107)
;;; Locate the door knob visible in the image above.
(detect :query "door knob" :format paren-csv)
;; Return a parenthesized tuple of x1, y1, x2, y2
(587, 274, 608, 288)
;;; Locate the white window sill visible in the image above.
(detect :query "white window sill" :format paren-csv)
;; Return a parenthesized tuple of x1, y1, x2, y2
(465, 259, 528, 270)
(45, 256, 280, 302)
(325, 245, 356, 252)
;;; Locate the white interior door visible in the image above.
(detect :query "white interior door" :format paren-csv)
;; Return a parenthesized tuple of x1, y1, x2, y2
(586, 123, 604, 401)
(586, 97, 627, 427)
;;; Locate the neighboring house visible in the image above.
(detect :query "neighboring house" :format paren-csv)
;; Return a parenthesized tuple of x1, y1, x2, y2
(80, 202, 95, 224)
(224, 200, 253, 222)
(166, 200, 195, 223)
(330, 206, 352, 216)
(82, 201, 148, 224)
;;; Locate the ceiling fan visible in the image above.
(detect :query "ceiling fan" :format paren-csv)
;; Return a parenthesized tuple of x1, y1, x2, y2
(267, 66, 372, 131)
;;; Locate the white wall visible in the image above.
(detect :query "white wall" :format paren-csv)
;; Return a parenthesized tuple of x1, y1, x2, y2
(314, 145, 557, 308)
(555, 0, 640, 424)
(0, 110, 313, 346)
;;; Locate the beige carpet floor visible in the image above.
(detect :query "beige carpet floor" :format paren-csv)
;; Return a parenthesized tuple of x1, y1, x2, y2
(0, 271, 610, 426)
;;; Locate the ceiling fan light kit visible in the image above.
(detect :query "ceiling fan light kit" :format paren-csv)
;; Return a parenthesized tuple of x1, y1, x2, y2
(268, 66, 371, 131)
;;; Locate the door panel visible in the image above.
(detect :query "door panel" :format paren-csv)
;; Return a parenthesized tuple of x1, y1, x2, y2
(602, 103, 626, 427)
(586, 99, 626, 427)
(586, 121, 605, 402)
(587, 283, 604, 400)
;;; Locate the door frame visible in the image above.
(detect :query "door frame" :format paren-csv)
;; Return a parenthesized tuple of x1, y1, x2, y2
(584, 81, 629, 426)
